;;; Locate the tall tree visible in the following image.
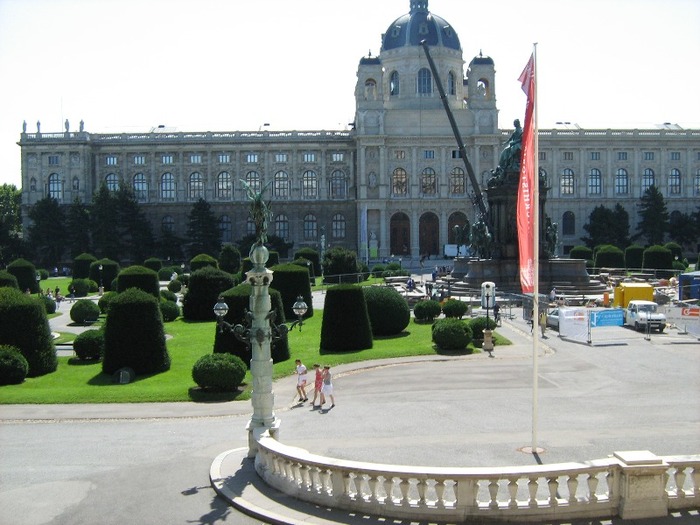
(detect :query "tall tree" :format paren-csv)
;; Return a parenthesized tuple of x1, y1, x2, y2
(668, 210, 699, 250)
(635, 185, 669, 246)
(0, 184, 23, 266)
(582, 203, 630, 249)
(115, 186, 154, 263)
(186, 198, 221, 257)
(65, 197, 91, 258)
(27, 197, 66, 268)
(91, 184, 121, 261)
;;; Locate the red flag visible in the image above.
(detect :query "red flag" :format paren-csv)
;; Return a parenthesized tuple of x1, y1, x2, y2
(517, 54, 536, 294)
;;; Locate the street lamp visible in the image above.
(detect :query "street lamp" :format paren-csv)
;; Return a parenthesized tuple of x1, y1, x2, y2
(98, 264, 104, 295)
(35, 272, 40, 294)
(213, 294, 308, 338)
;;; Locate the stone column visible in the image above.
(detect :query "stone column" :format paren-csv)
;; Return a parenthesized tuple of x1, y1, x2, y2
(614, 450, 669, 520)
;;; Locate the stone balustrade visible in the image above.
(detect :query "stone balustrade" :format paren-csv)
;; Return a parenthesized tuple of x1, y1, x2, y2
(255, 435, 699, 522)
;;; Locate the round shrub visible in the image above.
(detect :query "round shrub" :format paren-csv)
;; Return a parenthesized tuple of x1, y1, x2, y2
(664, 242, 683, 261)
(160, 289, 177, 303)
(98, 291, 118, 315)
(69, 278, 94, 297)
(89, 259, 120, 292)
(569, 245, 593, 261)
(190, 253, 218, 272)
(594, 244, 625, 269)
(6, 258, 40, 293)
(469, 316, 497, 340)
(182, 266, 236, 321)
(320, 284, 373, 352)
(625, 244, 645, 270)
(442, 299, 469, 319)
(0, 287, 56, 377)
(414, 299, 442, 322)
(0, 270, 19, 289)
(177, 272, 190, 287)
(73, 330, 104, 361)
(294, 247, 321, 277)
(0, 345, 29, 385)
(102, 287, 170, 376)
(143, 257, 163, 272)
(73, 253, 97, 279)
(370, 264, 386, 278)
(192, 353, 246, 392)
(167, 279, 182, 293)
(432, 318, 473, 351)
(363, 286, 410, 336)
(38, 294, 56, 314)
(37, 268, 49, 280)
(219, 244, 242, 274)
(158, 266, 179, 281)
(70, 299, 100, 324)
(117, 265, 160, 297)
(159, 299, 180, 322)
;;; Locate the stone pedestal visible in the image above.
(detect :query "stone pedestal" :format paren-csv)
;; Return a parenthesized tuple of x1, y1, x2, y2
(614, 450, 669, 520)
(483, 329, 494, 352)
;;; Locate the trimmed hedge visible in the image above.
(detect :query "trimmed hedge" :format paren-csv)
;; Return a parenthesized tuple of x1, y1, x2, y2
(219, 244, 241, 274)
(0, 270, 19, 289)
(160, 289, 177, 303)
(322, 247, 359, 284)
(38, 294, 57, 314)
(320, 284, 373, 352)
(73, 253, 97, 279)
(643, 245, 673, 277)
(182, 266, 236, 321)
(442, 299, 469, 319)
(432, 318, 473, 351)
(625, 245, 644, 269)
(414, 299, 442, 322)
(89, 259, 120, 292)
(159, 299, 180, 322)
(192, 353, 246, 391)
(469, 316, 497, 340)
(73, 330, 104, 361)
(70, 299, 100, 324)
(143, 257, 163, 272)
(270, 263, 313, 321)
(102, 288, 170, 375)
(0, 287, 56, 377)
(363, 286, 410, 336)
(167, 279, 182, 293)
(69, 278, 96, 297)
(6, 258, 40, 293)
(294, 247, 321, 277)
(98, 291, 119, 315)
(190, 253, 218, 272)
(594, 244, 625, 269)
(117, 265, 160, 297)
(0, 344, 29, 385)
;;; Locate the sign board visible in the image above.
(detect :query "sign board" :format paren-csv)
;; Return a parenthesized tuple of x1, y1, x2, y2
(590, 309, 624, 327)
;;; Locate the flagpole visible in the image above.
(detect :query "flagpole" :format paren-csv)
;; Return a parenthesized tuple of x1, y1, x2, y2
(531, 43, 540, 453)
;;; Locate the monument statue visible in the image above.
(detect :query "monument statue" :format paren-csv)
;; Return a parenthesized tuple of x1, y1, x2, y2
(488, 119, 522, 187)
(241, 180, 273, 250)
(470, 218, 492, 259)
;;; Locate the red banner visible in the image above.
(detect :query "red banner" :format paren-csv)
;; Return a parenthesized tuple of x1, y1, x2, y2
(517, 54, 536, 294)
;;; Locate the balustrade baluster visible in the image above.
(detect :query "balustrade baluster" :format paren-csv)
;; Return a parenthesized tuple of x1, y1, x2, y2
(527, 477, 539, 508)
(488, 479, 500, 509)
(587, 473, 599, 503)
(567, 474, 579, 504)
(547, 476, 559, 506)
(300, 464, 311, 490)
(382, 476, 394, 505)
(416, 478, 428, 506)
(674, 468, 687, 498)
(435, 478, 446, 507)
(399, 477, 410, 505)
(325, 469, 335, 496)
(368, 475, 380, 503)
(507, 477, 518, 509)
(692, 466, 700, 498)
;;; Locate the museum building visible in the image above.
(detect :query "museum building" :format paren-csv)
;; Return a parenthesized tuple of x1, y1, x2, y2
(18, 0, 700, 261)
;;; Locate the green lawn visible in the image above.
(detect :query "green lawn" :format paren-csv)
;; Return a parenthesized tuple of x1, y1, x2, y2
(0, 311, 509, 404)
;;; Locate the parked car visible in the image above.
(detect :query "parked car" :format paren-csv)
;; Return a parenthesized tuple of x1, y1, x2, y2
(624, 300, 666, 332)
(546, 308, 560, 330)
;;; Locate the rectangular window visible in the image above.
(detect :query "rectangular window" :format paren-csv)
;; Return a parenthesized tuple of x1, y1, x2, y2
(303, 152, 316, 163)
(48, 155, 59, 165)
(275, 153, 288, 163)
(424, 150, 435, 159)
(563, 152, 573, 161)
(246, 153, 258, 163)
(218, 153, 230, 163)
(538, 151, 546, 161)
(617, 152, 628, 161)
(670, 151, 681, 161)
(643, 151, 654, 161)
(134, 155, 146, 165)
(106, 155, 118, 166)
(451, 150, 461, 159)
(162, 154, 174, 165)
(331, 152, 344, 162)
(590, 152, 600, 161)
(189, 154, 202, 164)
(395, 150, 405, 160)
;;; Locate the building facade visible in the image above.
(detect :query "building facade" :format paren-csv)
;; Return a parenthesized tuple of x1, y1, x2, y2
(18, 1, 700, 262)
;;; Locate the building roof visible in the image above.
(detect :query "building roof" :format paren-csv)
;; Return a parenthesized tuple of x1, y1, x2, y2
(381, 0, 460, 52)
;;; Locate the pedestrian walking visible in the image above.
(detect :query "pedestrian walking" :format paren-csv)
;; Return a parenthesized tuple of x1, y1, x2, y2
(311, 364, 323, 409)
(539, 310, 547, 338)
(493, 302, 501, 326)
(295, 359, 308, 403)
(320, 365, 335, 409)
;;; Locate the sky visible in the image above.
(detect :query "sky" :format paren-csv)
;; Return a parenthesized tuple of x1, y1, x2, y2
(0, 0, 698, 187)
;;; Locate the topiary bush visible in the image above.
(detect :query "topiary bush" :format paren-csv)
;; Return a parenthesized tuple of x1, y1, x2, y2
(38, 294, 56, 314)
(73, 329, 104, 361)
(160, 289, 177, 303)
(158, 266, 179, 281)
(68, 278, 94, 297)
(0, 270, 19, 289)
(70, 299, 100, 324)
(569, 245, 593, 261)
(89, 259, 120, 292)
(322, 246, 359, 284)
(269, 263, 313, 321)
(664, 242, 683, 262)
(159, 299, 180, 322)
(218, 244, 241, 274)
(320, 284, 373, 352)
(625, 244, 644, 270)
(73, 253, 97, 279)
(363, 286, 410, 336)
(370, 264, 386, 278)
(441, 298, 469, 319)
(192, 353, 246, 392)
(414, 299, 442, 322)
(643, 245, 673, 277)
(182, 266, 236, 321)
(98, 291, 119, 315)
(167, 279, 182, 293)
(0, 344, 29, 385)
(469, 316, 497, 340)
(594, 244, 625, 269)
(117, 265, 160, 297)
(0, 287, 56, 377)
(143, 257, 163, 272)
(6, 258, 40, 293)
(190, 253, 219, 272)
(102, 287, 170, 375)
(294, 247, 321, 277)
(37, 268, 49, 280)
(432, 318, 473, 351)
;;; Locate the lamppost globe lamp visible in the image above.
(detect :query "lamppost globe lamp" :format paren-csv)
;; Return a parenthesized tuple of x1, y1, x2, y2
(213, 297, 229, 321)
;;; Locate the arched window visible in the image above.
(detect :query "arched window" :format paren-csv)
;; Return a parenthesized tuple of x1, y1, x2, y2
(329, 170, 346, 199)
(302, 170, 317, 199)
(562, 211, 575, 236)
(161, 173, 175, 201)
(217, 172, 232, 199)
(105, 173, 119, 191)
(303, 214, 317, 240)
(390, 71, 400, 96)
(477, 79, 489, 98)
(392, 168, 408, 195)
(274, 214, 289, 240)
(449, 167, 465, 195)
(615, 168, 629, 195)
(161, 215, 174, 233)
(421, 168, 437, 195)
(448, 71, 456, 96)
(642, 168, 655, 192)
(189, 172, 203, 200)
(48, 173, 62, 201)
(273, 171, 289, 198)
(332, 213, 346, 239)
(133, 173, 148, 202)
(588, 169, 602, 195)
(417, 67, 432, 95)
(245, 171, 260, 193)
(668, 168, 681, 195)
(219, 215, 232, 243)
(561, 168, 575, 195)
(30, 177, 37, 191)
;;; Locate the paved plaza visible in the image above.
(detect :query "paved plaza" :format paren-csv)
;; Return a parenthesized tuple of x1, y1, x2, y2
(1, 282, 698, 524)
